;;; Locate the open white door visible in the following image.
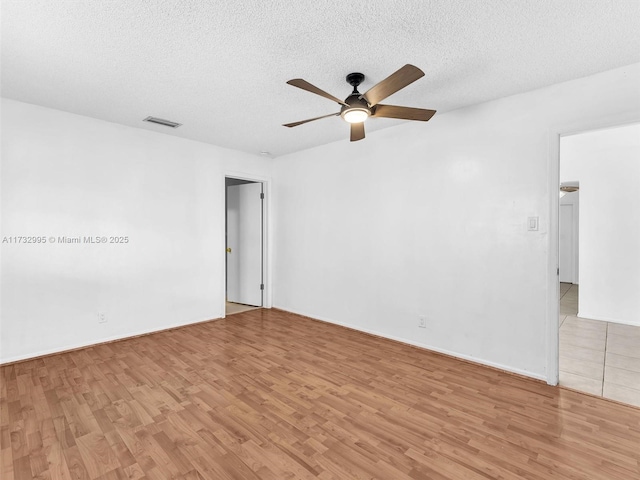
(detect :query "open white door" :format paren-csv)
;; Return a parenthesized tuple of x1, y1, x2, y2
(226, 182, 263, 306)
(559, 204, 574, 283)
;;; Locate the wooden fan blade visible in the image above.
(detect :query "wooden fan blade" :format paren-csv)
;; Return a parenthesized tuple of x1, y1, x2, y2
(283, 112, 340, 128)
(372, 104, 436, 121)
(362, 64, 425, 107)
(350, 122, 365, 142)
(287, 79, 349, 106)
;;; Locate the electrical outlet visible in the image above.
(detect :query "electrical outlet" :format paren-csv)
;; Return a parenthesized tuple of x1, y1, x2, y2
(418, 316, 427, 328)
(98, 312, 107, 324)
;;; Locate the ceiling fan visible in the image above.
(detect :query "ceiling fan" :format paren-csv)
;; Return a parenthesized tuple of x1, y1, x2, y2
(283, 64, 436, 142)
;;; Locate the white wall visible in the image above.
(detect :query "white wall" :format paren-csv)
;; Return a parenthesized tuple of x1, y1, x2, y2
(273, 63, 640, 381)
(561, 124, 640, 325)
(0, 99, 272, 363)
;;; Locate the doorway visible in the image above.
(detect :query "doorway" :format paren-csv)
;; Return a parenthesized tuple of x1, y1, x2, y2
(556, 123, 640, 406)
(225, 177, 265, 315)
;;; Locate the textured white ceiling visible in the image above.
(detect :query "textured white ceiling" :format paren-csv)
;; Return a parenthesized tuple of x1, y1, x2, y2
(2, 0, 639, 157)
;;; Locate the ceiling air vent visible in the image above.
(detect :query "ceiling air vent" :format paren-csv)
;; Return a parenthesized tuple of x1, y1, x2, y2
(143, 116, 182, 128)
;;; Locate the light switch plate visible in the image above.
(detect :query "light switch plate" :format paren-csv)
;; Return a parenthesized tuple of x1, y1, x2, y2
(527, 216, 539, 231)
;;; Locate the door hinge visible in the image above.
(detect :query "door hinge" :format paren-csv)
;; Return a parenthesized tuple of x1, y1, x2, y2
(260, 284, 264, 290)
(260, 193, 264, 199)
(557, 267, 559, 276)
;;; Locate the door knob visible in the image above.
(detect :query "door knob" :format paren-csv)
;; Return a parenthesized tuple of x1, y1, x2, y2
(226, 247, 232, 253)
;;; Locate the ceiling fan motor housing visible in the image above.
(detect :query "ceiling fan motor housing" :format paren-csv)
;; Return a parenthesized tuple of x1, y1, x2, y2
(341, 73, 370, 123)
(340, 94, 371, 122)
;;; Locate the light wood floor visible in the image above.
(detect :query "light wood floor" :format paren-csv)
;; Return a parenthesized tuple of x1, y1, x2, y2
(2, 309, 639, 479)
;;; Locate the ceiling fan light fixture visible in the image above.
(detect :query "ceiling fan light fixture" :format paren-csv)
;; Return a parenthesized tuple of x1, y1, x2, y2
(342, 108, 370, 124)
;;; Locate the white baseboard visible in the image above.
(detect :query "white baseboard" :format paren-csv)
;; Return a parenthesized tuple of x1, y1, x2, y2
(578, 311, 640, 327)
(278, 306, 548, 383)
(0, 316, 223, 365)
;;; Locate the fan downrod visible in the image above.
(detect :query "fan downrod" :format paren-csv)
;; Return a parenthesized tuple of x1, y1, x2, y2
(346, 72, 365, 93)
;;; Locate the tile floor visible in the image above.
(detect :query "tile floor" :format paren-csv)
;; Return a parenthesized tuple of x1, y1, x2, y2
(226, 301, 261, 316)
(559, 283, 640, 407)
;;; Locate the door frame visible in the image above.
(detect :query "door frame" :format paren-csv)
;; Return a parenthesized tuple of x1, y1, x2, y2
(222, 171, 271, 317)
(546, 112, 640, 386)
